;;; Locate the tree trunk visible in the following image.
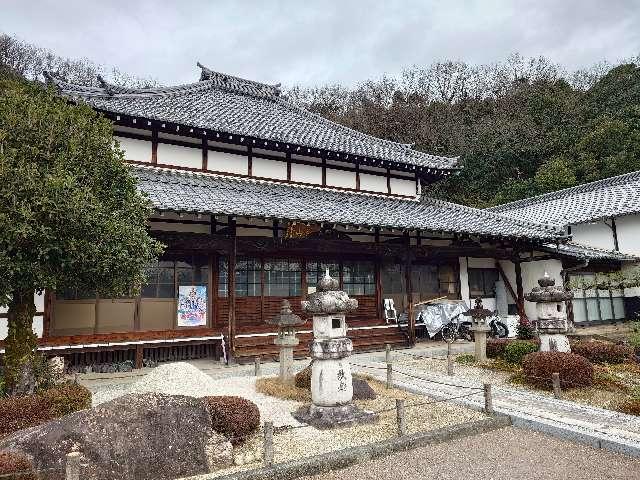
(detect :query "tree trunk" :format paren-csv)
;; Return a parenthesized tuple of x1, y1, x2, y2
(5, 289, 38, 395)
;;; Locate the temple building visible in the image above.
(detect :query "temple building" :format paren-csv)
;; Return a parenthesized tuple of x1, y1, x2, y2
(0, 64, 635, 367)
(490, 171, 640, 324)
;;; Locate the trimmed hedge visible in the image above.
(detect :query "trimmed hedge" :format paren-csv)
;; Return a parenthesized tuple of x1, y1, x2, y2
(204, 396, 260, 445)
(0, 450, 36, 480)
(522, 352, 594, 389)
(487, 338, 540, 360)
(0, 382, 92, 437)
(571, 341, 633, 364)
(486, 339, 510, 359)
(503, 340, 538, 364)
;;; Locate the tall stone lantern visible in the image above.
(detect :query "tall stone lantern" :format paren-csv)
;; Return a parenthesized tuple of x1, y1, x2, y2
(266, 299, 305, 385)
(525, 272, 573, 352)
(293, 270, 376, 428)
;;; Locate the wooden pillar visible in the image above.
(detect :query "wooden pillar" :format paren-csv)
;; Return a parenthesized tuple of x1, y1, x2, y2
(135, 344, 143, 369)
(151, 128, 158, 164)
(375, 259, 383, 320)
(227, 217, 237, 362)
(404, 232, 415, 345)
(514, 259, 525, 318)
(202, 136, 208, 170)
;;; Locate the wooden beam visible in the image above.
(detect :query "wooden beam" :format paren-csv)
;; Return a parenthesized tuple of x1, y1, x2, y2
(495, 262, 518, 304)
(151, 128, 158, 164)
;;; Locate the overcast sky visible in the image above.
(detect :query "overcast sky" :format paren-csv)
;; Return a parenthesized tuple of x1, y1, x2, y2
(2, 0, 639, 87)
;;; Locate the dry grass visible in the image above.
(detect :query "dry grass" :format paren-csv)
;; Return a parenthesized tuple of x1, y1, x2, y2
(255, 377, 311, 402)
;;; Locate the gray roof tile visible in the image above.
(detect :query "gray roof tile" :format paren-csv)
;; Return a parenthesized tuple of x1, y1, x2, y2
(488, 170, 640, 226)
(45, 67, 458, 171)
(541, 242, 638, 262)
(134, 165, 564, 241)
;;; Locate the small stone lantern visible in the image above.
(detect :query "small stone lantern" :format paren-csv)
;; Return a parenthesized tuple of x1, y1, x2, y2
(293, 270, 376, 428)
(525, 272, 573, 352)
(463, 298, 493, 362)
(266, 299, 305, 385)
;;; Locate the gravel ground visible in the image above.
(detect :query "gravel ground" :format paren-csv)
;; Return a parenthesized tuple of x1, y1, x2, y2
(86, 362, 485, 478)
(302, 426, 640, 480)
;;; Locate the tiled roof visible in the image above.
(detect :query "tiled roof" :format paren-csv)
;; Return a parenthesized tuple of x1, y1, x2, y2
(44, 66, 458, 171)
(488, 170, 640, 226)
(541, 242, 638, 262)
(133, 165, 564, 242)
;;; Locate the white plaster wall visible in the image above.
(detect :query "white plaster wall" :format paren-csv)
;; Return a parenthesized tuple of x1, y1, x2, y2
(326, 168, 356, 189)
(291, 163, 323, 184)
(208, 150, 248, 175)
(615, 214, 640, 256)
(359, 173, 387, 193)
(571, 222, 615, 251)
(157, 143, 202, 169)
(390, 177, 417, 196)
(252, 158, 288, 180)
(458, 257, 470, 305)
(115, 136, 152, 162)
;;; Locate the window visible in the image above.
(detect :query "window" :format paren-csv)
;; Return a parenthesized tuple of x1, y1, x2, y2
(235, 258, 262, 297)
(264, 259, 301, 296)
(218, 257, 228, 297)
(306, 261, 340, 291)
(570, 273, 625, 323)
(343, 261, 375, 295)
(468, 268, 499, 297)
(142, 260, 176, 298)
(411, 264, 460, 297)
(142, 255, 208, 299)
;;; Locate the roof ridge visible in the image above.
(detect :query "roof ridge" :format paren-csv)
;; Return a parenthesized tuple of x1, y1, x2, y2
(197, 62, 281, 97)
(489, 169, 640, 212)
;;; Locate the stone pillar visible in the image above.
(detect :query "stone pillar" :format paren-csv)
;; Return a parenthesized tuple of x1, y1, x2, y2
(464, 298, 493, 362)
(274, 333, 299, 385)
(525, 273, 573, 353)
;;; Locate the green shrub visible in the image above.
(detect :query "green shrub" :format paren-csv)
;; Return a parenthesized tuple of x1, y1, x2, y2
(628, 322, 640, 354)
(522, 352, 594, 389)
(294, 364, 312, 390)
(571, 341, 633, 364)
(0, 382, 91, 437)
(503, 340, 538, 364)
(204, 396, 260, 445)
(455, 354, 476, 365)
(0, 451, 36, 480)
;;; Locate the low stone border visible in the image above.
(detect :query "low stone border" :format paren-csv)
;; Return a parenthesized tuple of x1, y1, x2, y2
(187, 415, 511, 480)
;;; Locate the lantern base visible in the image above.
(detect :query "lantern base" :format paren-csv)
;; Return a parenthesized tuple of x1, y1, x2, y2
(539, 333, 571, 352)
(292, 403, 378, 430)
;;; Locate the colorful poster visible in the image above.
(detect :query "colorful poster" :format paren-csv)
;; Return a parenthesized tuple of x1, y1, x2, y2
(177, 285, 207, 327)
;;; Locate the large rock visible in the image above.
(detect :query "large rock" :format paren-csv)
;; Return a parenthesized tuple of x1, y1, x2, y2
(0, 393, 232, 480)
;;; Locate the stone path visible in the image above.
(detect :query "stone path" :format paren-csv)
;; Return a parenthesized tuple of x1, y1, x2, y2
(302, 426, 640, 480)
(351, 356, 640, 457)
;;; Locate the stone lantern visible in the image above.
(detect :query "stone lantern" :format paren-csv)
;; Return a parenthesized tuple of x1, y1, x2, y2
(463, 298, 493, 362)
(266, 299, 305, 385)
(293, 270, 376, 428)
(525, 272, 573, 352)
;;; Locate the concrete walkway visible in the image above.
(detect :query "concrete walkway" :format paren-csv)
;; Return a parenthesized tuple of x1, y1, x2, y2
(351, 356, 640, 458)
